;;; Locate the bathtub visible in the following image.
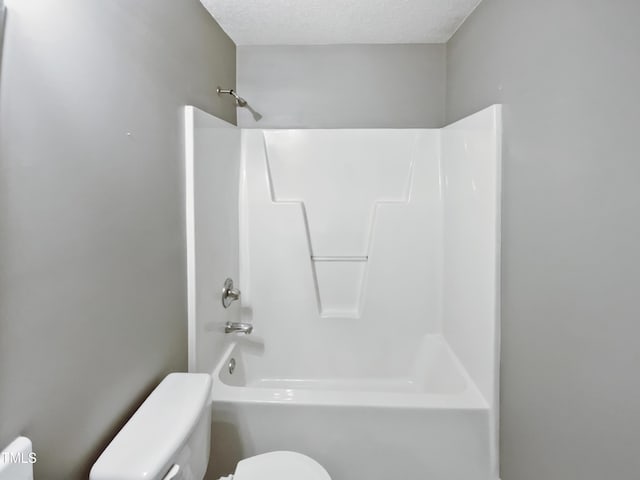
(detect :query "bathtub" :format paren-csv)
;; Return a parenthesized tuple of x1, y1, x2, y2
(208, 335, 498, 480)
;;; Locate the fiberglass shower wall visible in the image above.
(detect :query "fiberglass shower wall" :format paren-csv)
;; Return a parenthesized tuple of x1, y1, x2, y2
(240, 128, 441, 379)
(238, 105, 500, 404)
(186, 105, 501, 479)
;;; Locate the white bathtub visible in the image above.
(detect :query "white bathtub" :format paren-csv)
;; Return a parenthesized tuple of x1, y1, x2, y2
(208, 336, 498, 480)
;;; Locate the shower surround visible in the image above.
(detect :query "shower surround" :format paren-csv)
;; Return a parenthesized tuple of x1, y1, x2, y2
(185, 105, 501, 480)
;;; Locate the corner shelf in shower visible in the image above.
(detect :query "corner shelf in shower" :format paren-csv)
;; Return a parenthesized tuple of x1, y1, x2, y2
(311, 255, 369, 319)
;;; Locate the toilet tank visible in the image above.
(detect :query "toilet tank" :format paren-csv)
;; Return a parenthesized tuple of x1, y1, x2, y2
(90, 373, 212, 480)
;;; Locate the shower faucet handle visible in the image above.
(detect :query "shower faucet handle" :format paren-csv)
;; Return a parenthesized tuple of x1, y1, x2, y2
(222, 278, 241, 308)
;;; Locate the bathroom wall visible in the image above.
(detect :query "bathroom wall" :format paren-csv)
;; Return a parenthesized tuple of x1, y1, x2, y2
(0, 1, 5, 45)
(446, 1, 640, 479)
(236, 44, 446, 128)
(0, 1, 235, 478)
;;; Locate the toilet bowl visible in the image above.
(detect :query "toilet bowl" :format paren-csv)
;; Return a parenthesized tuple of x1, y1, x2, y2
(226, 451, 330, 480)
(90, 373, 331, 480)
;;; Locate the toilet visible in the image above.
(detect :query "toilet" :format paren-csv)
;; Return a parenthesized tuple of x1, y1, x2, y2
(90, 373, 331, 480)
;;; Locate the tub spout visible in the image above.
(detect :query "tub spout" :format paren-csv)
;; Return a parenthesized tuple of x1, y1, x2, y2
(225, 322, 253, 335)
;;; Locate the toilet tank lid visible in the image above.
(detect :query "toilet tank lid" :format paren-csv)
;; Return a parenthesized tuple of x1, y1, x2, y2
(90, 373, 212, 480)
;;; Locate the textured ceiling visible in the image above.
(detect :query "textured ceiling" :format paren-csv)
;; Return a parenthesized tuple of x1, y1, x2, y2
(200, 0, 483, 45)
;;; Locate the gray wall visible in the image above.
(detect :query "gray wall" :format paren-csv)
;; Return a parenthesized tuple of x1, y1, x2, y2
(0, 1, 235, 478)
(236, 44, 446, 128)
(446, 1, 640, 479)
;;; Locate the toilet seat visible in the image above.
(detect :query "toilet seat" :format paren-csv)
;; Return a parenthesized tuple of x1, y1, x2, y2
(232, 451, 331, 480)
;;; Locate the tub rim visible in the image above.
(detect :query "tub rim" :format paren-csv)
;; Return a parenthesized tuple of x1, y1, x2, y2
(210, 342, 489, 410)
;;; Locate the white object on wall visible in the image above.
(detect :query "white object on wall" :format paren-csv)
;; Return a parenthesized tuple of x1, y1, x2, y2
(0, 437, 34, 480)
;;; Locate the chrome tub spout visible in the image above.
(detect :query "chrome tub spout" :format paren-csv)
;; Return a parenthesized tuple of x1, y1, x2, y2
(225, 322, 253, 334)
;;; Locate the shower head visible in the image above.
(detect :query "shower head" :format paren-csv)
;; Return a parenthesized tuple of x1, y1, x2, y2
(217, 87, 247, 107)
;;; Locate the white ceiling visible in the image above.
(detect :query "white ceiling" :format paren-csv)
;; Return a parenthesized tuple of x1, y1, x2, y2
(200, 0, 483, 46)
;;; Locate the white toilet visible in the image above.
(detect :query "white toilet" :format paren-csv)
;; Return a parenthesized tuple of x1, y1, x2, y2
(90, 373, 331, 480)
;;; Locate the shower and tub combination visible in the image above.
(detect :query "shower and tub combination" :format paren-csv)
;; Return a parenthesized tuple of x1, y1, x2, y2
(185, 104, 501, 479)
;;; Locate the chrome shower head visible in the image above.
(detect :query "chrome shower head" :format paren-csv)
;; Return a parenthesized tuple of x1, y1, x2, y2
(217, 87, 247, 107)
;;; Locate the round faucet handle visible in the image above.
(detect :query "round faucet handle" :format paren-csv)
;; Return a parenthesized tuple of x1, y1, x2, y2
(222, 278, 241, 308)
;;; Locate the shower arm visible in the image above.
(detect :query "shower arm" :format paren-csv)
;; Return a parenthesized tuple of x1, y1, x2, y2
(216, 87, 247, 107)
